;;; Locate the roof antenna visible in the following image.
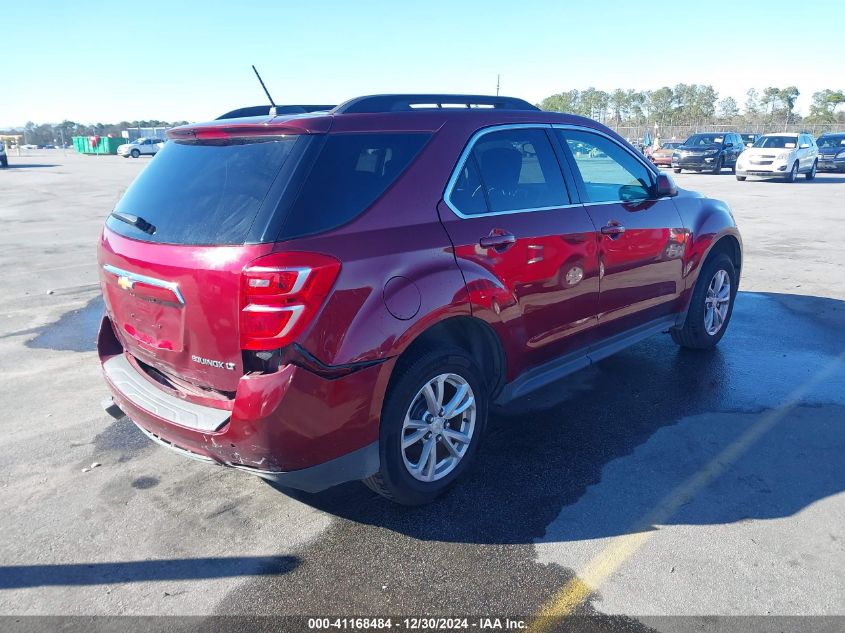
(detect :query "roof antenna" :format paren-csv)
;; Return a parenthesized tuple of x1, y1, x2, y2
(252, 65, 277, 117)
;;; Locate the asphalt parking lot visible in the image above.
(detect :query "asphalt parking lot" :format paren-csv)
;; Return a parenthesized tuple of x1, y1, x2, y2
(1, 152, 843, 629)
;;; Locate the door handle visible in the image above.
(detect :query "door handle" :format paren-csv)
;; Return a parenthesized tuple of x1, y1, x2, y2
(479, 232, 517, 251)
(600, 223, 626, 238)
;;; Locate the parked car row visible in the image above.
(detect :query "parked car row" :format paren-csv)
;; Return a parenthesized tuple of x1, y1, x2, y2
(647, 131, 845, 182)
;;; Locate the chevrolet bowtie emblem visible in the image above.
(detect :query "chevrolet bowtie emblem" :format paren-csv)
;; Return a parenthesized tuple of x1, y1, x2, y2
(117, 276, 135, 291)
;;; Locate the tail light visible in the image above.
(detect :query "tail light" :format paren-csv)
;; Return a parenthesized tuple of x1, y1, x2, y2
(240, 252, 341, 351)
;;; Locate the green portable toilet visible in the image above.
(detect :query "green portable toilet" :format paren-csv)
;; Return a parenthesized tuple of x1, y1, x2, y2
(72, 135, 124, 155)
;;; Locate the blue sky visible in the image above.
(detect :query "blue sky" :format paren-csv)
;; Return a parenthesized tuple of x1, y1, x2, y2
(2, 0, 843, 126)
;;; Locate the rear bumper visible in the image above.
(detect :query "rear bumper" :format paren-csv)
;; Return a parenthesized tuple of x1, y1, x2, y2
(98, 315, 391, 492)
(102, 398, 379, 493)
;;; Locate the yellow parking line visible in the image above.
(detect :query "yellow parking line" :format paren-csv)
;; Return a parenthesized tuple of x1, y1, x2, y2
(529, 351, 845, 632)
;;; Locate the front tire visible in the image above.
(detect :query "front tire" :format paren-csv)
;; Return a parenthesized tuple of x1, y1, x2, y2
(785, 161, 798, 182)
(736, 175, 746, 181)
(130, 149, 140, 158)
(363, 346, 488, 505)
(711, 157, 723, 174)
(671, 252, 737, 350)
(0, 157, 7, 168)
(673, 167, 682, 174)
(805, 160, 817, 180)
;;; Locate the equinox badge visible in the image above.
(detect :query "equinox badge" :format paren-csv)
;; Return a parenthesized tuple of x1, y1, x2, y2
(191, 355, 236, 371)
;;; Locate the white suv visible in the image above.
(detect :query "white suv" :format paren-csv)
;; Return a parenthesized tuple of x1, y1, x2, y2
(117, 137, 165, 159)
(736, 133, 818, 182)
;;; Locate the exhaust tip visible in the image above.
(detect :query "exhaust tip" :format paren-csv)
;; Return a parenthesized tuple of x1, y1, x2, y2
(101, 397, 125, 420)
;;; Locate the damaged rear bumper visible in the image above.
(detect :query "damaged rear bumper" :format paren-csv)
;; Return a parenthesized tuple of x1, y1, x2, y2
(102, 396, 378, 493)
(98, 315, 391, 493)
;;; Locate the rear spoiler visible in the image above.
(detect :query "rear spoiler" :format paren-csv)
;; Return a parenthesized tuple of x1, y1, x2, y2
(168, 117, 333, 140)
(216, 105, 335, 120)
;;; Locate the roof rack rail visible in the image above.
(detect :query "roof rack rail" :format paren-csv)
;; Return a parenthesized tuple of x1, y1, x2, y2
(216, 104, 335, 120)
(332, 94, 539, 114)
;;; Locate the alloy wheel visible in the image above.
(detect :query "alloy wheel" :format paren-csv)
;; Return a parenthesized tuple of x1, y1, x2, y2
(401, 373, 476, 482)
(704, 269, 731, 336)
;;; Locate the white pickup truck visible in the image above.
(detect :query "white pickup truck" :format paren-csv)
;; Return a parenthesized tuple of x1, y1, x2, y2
(117, 137, 165, 158)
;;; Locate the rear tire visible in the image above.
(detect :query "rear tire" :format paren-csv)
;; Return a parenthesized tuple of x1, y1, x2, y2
(0, 157, 7, 168)
(673, 168, 682, 174)
(805, 160, 817, 180)
(736, 175, 746, 181)
(363, 346, 488, 505)
(671, 252, 737, 350)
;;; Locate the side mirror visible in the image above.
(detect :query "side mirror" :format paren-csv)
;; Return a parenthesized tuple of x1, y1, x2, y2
(655, 173, 678, 198)
(619, 184, 650, 202)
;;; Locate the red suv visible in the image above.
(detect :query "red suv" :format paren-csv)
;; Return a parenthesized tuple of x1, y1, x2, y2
(98, 94, 742, 505)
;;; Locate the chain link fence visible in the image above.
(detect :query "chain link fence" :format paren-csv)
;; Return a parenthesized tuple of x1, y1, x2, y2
(611, 123, 845, 143)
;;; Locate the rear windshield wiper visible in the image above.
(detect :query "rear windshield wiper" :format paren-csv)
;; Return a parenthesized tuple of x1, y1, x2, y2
(110, 211, 156, 235)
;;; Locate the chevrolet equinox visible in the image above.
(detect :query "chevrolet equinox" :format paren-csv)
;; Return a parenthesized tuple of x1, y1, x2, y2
(98, 94, 742, 505)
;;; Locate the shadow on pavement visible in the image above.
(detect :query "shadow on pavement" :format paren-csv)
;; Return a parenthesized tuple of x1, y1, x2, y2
(742, 175, 845, 184)
(0, 555, 299, 589)
(282, 291, 845, 546)
(1, 295, 103, 352)
(1, 163, 61, 169)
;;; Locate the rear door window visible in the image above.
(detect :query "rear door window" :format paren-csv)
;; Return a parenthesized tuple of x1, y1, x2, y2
(448, 157, 488, 216)
(469, 128, 570, 213)
(107, 137, 300, 245)
(279, 133, 431, 238)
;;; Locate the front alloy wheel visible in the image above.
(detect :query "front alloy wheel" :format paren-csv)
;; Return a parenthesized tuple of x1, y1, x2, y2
(703, 269, 731, 336)
(671, 252, 737, 349)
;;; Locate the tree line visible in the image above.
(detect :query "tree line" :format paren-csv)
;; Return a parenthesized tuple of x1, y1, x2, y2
(0, 119, 189, 146)
(539, 85, 845, 128)
(5, 87, 845, 145)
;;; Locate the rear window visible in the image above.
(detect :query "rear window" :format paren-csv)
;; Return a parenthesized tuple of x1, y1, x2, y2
(279, 133, 430, 238)
(107, 137, 299, 245)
